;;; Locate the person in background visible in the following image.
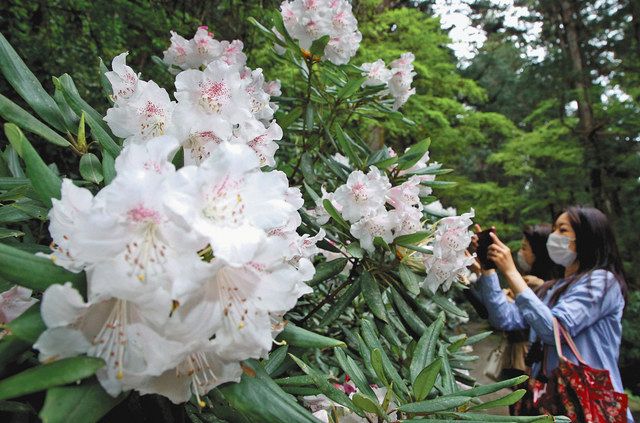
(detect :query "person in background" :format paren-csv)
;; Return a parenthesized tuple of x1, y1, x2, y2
(474, 206, 632, 421)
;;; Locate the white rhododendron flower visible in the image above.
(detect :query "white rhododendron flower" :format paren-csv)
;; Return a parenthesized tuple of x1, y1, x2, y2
(105, 52, 144, 105)
(0, 286, 37, 324)
(359, 53, 416, 110)
(422, 210, 475, 292)
(333, 167, 390, 222)
(279, 0, 362, 65)
(350, 210, 397, 253)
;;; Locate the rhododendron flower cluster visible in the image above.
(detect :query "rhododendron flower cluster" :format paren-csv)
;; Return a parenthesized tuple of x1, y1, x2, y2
(104, 30, 282, 167)
(279, 0, 362, 65)
(35, 137, 317, 403)
(360, 53, 417, 110)
(421, 210, 476, 293)
(316, 166, 424, 253)
(34, 28, 323, 403)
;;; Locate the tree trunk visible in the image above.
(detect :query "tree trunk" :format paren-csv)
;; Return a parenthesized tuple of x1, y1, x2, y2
(558, 0, 610, 214)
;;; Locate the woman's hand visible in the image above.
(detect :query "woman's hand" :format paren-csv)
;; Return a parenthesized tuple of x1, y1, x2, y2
(487, 232, 518, 277)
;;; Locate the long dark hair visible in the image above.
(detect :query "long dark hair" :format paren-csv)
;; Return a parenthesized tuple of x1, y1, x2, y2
(542, 206, 628, 305)
(523, 223, 562, 281)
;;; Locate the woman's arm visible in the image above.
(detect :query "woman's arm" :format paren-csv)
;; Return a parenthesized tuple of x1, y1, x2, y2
(476, 271, 528, 331)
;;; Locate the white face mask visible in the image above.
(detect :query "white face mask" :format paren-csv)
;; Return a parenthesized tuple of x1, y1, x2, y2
(517, 250, 532, 273)
(546, 232, 577, 267)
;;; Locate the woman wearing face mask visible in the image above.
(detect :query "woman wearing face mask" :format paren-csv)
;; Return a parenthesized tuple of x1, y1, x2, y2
(474, 206, 632, 422)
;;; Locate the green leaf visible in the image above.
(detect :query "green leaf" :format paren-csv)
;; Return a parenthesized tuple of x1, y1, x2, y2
(277, 322, 346, 349)
(0, 242, 85, 292)
(3, 145, 25, 178)
(464, 331, 493, 345)
(98, 58, 113, 101)
(4, 124, 61, 207)
(424, 291, 468, 318)
(263, 345, 288, 376)
(390, 288, 427, 337)
(0, 335, 31, 373)
(0, 357, 104, 400)
(277, 106, 302, 130)
(0, 33, 65, 132)
(6, 303, 45, 343)
(413, 357, 443, 401)
(304, 103, 314, 131)
(352, 393, 379, 413)
(396, 242, 432, 254)
(469, 389, 527, 410)
(360, 271, 387, 322)
(219, 360, 318, 423)
(0, 94, 70, 147)
(323, 199, 350, 230)
(274, 375, 316, 386)
(318, 279, 361, 327)
(40, 379, 125, 423)
(299, 152, 317, 185)
(79, 153, 104, 184)
(337, 76, 367, 100)
(333, 124, 361, 167)
(403, 163, 443, 176)
(346, 242, 364, 259)
(360, 319, 409, 398)
(409, 312, 444, 382)
(398, 395, 469, 413)
(448, 412, 560, 422)
(420, 180, 458, 188)
(102, 150, 116, 185)
(396, 138, 431, 171)
(447, 335, 468, 353)
(289, 354, 362, 415)
(307, 258, 348, 287)
(452, 375, 528, 398)
(438, 344, 457, 395)
(334, 348, 377, 399)
(0, 227, 24, 239)
(394, 231, 430, 245)
(309, 35, 330, 57)
(398, 264, 422, 296)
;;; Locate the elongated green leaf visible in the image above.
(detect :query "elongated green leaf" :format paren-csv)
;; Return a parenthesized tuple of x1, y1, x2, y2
(0, 94, 70, 147)
(447, 335, 468, 353)
(346, 242, 364, 259)
(337, 76, 367, 100)
(398, 264, 421, 296)
(0, 33, 65, 132)
(274, 375, 316, 386)
(0, 335, 31, 373)
(334, 348, 377, 399)
(360, 319, 409, 398)
(4, 124, 61, 207)
(396, 242, 432, 254)
(0, 357, 104, 400)
(360, 271, 387, 322)
(469, 389, 527, 410)
(307, 258, 348, 287)
(403, 163, 443, 176)
(370, 348, 389, 386)
(0, 242, 85, 292)
(40, 380, 125, 423)
(390, 288, 427, 337)
(219, 360, 318, 423)
(101, 150, 116, 185)
(263, 345, 288, 376)
(7, 303, 45, 343)
(299, 152, 317, 185)
(323, 199, 349, 231)
(79, 153, 103, 184)
(413, 357, 443, 401)
(452, 375, 528, 398)
(352, 393, 378, 413)
(334, 124, 360, 167)
(318, 279, 361, 327)
(398, 395, 469, 413)
(396, 138, 431, 171)
(0, 228, 24, 239)
(277, 322, 345, 349)
(394, 231, 430, 245)
(3, 145, 25, 178)
(464, 331, 493, 345)
(409, 312, 444, 382)
(424, 292, 468, 318)
(421, 180, 458, 188)
(289, 354, 362, 415)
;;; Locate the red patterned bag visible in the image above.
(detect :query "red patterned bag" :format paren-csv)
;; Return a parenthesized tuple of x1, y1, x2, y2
(513, 318, 628, 422)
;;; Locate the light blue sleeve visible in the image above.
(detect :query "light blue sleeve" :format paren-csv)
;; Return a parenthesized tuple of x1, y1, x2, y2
(477, 272, 528, 331)
(515, 270, 619, 343)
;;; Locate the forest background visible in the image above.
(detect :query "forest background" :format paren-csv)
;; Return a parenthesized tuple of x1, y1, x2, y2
(1, 0, 639, 393)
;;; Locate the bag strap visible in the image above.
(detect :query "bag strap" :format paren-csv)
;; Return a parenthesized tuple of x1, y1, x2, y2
(552, 317, 587, 365)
